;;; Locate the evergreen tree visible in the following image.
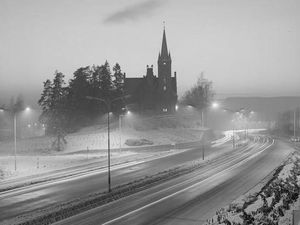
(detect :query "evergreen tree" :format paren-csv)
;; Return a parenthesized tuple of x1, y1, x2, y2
(99, 61, 113, 99)
(38, 61, 127, 135)
(38, 79, 53, 113)
(38, 71, 68, 150)
(112, 62, 125, 111)
(67, 66, 93, 128)
(51, 71, 68, 131)
(89, 61, 114, 113)
(90, 64, 106, 114)
(113, 63, 124, 91)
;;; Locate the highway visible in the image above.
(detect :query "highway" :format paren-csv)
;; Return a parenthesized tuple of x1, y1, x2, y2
(53, 137, 294, 225)
(0, 134, 231, 224)
(0, 134, 292, 225)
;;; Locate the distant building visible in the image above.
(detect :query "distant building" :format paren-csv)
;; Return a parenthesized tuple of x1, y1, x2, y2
(124, 28, 177, 113)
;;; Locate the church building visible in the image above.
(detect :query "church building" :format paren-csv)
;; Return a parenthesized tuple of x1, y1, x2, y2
(124, 28, 178, 113)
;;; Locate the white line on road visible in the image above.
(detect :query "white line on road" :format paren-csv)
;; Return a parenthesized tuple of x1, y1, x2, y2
(0, 148, 195, 198)
(102, 139, 274, 225)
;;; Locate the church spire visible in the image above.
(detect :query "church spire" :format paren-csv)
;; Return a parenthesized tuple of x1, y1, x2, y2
(160, 27, 169, 59)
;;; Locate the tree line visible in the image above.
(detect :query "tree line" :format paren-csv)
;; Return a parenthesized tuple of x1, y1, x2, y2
(38, 61, 125, 135)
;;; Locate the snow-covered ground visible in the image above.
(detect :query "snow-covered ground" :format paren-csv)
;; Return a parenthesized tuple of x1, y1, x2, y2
(0, 127, 206, 157)
(205, 153, 300, 225)
(0, 124, 207, 181)
(0, 151, 134, 180)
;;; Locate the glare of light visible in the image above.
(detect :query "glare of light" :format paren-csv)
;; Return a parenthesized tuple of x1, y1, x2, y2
(27, 124, 31, 128)
(0, 109, 4, 112)
(212, 102, 219, 109)
(25, 107, 31, 111)
(250, 111, 255, 114)
(175, 105, 178, 111)
(127, 110, 131, 115)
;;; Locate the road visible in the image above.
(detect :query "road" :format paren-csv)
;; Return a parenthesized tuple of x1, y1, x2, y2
(0, 134, 291, 225)
(53, 138, 294, 225)
(0, 133, 231, 224)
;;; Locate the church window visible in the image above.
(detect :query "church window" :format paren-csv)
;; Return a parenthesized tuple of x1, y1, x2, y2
(163, 62, 166, 65)
(163, 85, 166, 91)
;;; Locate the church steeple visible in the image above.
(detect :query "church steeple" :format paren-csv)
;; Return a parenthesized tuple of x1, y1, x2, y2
(158, 27, 171, 61)
(157, 25, 172, 80)
(156, 25, 176, 113)
(161, 28, 168, 58)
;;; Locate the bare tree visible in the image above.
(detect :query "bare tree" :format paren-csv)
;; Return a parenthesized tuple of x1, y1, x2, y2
(181, 72, 214, 126)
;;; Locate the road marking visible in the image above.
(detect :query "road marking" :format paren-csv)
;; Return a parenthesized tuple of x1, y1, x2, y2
(103, 139, 274, 225)
(0, 148, 198, 198)
(1, 132, 230, 195)
(1, 132, 234, 196)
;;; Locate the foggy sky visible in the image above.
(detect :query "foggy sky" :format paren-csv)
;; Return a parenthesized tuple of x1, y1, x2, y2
(1, 0, 300, 107)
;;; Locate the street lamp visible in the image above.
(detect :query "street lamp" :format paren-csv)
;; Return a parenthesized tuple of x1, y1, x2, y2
(86, 95, 130, 192)
(217, 107, 246, 148)
(186, 104, 205, 127)
(119, 110, 131, 151)
(212, 102, 219, 109)
(186, 102, 220, 127)
(0, 106, 31, 171)
(294, 110, 297, 138)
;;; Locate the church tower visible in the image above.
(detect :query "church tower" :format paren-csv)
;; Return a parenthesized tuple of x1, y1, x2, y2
(124, 26, 177, 113)
(157, 27, 176, 112)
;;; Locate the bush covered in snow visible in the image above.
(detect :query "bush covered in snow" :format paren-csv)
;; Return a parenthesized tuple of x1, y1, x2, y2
(204, 153, 300, 225)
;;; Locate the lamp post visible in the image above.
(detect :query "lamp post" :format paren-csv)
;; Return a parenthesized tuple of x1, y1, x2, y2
(119, 110, 131, 151)
(119, 114, 122, 151)
(294, 110, 296, 138)
(13, 112, 17, 170)
(215, 107, 247, 148)
(0, 106, 30, 171)
(186, 102, 218, 159)
(86, 95, 129, 192)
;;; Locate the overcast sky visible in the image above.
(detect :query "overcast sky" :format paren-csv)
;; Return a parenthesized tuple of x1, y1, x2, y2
(1, 0, 300, 107)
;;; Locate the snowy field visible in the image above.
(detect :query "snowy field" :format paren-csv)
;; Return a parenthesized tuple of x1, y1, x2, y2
(0, 124, 206, 180)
